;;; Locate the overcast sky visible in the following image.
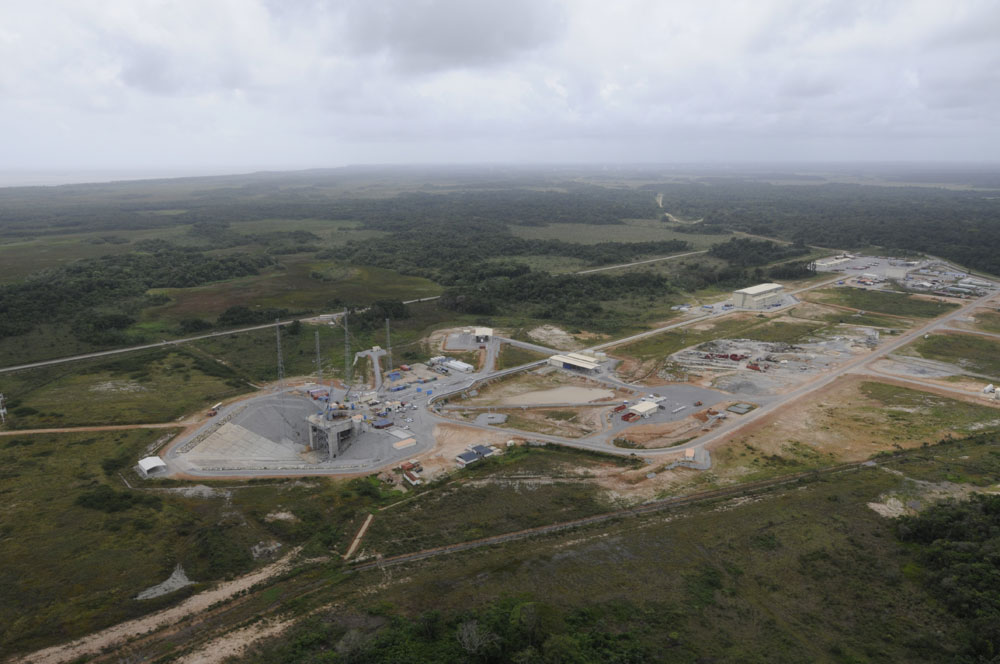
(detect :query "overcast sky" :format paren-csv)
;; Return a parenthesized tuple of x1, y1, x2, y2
(2, 0, 999, 174)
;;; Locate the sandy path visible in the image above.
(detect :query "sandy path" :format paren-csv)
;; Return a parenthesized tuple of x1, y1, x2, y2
(344, 513, 374, 560)
(174, 617, 295, 664)
(8, 548, 302, 664)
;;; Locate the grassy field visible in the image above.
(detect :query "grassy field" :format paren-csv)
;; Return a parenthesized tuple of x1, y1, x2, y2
(510, 218, 729, 249)
(0, 426, 406, 656)
(366, 446, 637, 556)
(0, 429, 263, 654)
(809, 287, 960, 318)
(242, 435, 1000, 664)
(190, 300, 464, 383)
(908, 332, 1000, 378)
(711, 379, 1000, 487)
(144, 257, 442, 325)
(969, 310, 1000, 333)
(614, 312, 824, 363)
(0, 226, 191, 282)
(367, 481, 609, 556)
(482, 254, 589, 274)
(613, 316, 762, 362)
(860, 381, 1000, 433)
(0, 219, 384, 284)
(740, 319, 827, 343)
(495, 343, 550, 370)
(0, 349, 251, 429)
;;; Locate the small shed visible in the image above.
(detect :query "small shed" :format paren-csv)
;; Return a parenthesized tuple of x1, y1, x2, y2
(137, 456, 167, 479)
(456, 451, 480, 467)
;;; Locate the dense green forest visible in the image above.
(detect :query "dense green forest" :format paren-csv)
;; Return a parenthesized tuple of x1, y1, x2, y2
(706, 237, 809, 266)
(640, 179, 1000, 274)
(0, 247, 274, 341)
(897, 493, 1000, 659)
(1, 166, 998, 354)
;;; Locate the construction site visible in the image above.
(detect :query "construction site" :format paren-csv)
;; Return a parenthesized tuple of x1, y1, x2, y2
(135, 260, 1000, 484)
(160, 314, 459, 478)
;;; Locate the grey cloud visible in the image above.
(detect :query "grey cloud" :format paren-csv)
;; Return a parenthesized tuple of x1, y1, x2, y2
(337, 0, 566, 72)
(117, 43, 180, 94)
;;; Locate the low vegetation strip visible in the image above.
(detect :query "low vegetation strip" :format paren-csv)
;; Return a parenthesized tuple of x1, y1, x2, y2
(353, 461, 866, 573)
(810, 287, 960, 318)
(909, 332, 1000, 378)
(10, 548, 304, 664)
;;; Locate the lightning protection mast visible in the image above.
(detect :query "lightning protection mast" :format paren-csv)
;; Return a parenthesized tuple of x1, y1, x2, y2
(0, 393, 7, 425)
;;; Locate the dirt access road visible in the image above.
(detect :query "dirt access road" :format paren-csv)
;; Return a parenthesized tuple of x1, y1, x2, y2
(694, 291, 998, 454)
(7, 548, 303, 664)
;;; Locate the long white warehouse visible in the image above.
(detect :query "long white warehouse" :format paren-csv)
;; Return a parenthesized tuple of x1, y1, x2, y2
(548, 354, 600, 372)
(733, 283, 784, 309)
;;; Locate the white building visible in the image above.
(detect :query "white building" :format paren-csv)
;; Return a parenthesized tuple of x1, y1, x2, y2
(548, 354, 600, 372)
(445, 359, 474, 373)
(732, 283, 784, 309)
(628, 401, 659, 418)
(473, 327, 493, 343)
(137, 456, 167, 478)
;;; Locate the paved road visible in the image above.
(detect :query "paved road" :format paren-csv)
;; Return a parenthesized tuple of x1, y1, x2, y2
(687, 291, 998, 453)
(860, 368, 1000, 403)
(938, 325, 1000, 341)
(575, 250, 707, 275)
(585, 274, 844, 353)
(494, 336, 562, 356)
(0, 295, 442, 375)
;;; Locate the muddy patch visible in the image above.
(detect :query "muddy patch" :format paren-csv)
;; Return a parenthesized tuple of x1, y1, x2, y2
(503, 386, 616, 406)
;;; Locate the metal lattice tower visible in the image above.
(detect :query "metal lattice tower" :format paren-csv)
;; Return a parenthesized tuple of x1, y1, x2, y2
(385, 318, 392, 372)
(314, 330, 322, 383)
(275, 320, 285, 388)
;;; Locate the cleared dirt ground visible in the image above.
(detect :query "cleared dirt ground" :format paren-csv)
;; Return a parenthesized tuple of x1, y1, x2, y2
(527, 325, 581, 350)
(713, 374, 1000, 466)
(462, 369, 632, 407)
(608, 405, 736, 448)
(421, 423, 516, 477)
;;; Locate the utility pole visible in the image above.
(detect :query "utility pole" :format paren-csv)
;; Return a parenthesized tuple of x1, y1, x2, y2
(0, 393, 6, 425)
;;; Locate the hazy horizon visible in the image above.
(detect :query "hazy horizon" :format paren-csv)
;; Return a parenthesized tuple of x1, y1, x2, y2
(3, 160, 1000, 189)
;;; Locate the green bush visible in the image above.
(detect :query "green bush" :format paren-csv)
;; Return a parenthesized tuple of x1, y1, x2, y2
(74, 485, 162, 513)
